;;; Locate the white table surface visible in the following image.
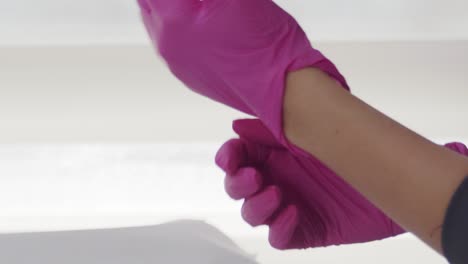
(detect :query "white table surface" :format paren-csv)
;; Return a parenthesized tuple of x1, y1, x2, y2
(0, 144, 452, 263)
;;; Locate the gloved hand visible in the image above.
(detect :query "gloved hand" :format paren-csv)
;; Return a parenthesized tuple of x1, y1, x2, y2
(216, 119, 468, 250)
(137, 0, 349, 141)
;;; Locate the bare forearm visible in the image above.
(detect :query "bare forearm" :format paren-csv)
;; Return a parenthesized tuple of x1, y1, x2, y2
(283, 68, 468, 253)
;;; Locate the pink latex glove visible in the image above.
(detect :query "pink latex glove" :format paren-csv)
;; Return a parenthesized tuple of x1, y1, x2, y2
(137, 0, 349, 141)
(216, 119, 468, 250)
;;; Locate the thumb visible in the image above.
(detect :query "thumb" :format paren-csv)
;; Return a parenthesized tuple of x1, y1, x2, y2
(233, 119, 283, 148)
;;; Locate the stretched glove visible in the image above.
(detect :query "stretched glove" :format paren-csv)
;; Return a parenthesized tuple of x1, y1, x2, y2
(445, 142, 468, 156)
(137, 0, 349, 141)
(216, 118, 468, 250)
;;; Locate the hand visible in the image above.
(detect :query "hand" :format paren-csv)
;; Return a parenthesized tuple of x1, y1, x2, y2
(137, 0, 348, 139)
(216, 119, 468, 250)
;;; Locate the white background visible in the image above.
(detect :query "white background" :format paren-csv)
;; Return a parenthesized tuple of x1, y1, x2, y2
(1, 0, 468, 45)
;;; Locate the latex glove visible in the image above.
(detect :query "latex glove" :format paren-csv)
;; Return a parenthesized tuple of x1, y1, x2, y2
(137, 0, 349, 141)
(444, 142, 468, 156)
(216, 119, 468, 250)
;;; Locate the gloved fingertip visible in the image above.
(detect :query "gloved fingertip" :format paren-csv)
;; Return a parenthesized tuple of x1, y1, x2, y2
(215, 139, 244, 173)
(263, 185, 282, 205)
(238, 167, 263, 189)
(241, 186, 282, 227)
(232, 119, 256, 134)
(233, 119, 282, 148)
(445, 142, 468, 156)
(269, 205, 299, 250)
(225, 168, 263, 200)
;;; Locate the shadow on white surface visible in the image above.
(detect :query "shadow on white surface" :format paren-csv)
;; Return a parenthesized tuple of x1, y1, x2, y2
(0, 144, 454, 263)
(0, 220, 257, 264)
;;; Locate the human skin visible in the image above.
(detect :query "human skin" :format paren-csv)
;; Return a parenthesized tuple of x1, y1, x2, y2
(282, 67, 468, 254)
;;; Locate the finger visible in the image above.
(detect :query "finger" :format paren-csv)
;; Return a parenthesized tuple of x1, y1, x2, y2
(233, 119, 283, 148)
(225, 168, 263, 200)
(268, 205, 299, 250)
(242, 186, 282, 227)
(215, 139, 246, 174)
(445, 142, 468, 156)
(215, 138, 272, 174)
(146, 0, 200, 17)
